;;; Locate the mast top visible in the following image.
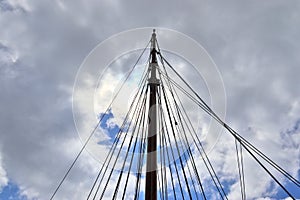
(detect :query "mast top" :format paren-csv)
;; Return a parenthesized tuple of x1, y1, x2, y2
(148, 29, 159, 85)
(151, 29, 157, 50)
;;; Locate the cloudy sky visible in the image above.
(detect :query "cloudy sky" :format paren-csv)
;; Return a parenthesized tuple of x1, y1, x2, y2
(0, 0, 300, 199)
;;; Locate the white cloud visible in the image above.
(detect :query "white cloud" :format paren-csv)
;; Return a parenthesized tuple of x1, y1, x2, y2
(0, 153, 8, 191)
(8, 0, 31, 11)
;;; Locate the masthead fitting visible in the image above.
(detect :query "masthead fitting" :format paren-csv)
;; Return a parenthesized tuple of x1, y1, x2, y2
(151, 29, 157, 50)
(148, 30, 160, 85)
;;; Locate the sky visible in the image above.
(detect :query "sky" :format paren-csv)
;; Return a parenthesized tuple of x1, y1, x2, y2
(0, 0, 300, 199)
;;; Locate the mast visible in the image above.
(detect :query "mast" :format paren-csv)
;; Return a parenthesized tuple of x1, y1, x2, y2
(145, 29, 159, 200)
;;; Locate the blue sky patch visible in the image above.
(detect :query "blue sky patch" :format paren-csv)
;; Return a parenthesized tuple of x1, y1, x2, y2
(97, 109, 121, 145)
(0, 182, 27, 200)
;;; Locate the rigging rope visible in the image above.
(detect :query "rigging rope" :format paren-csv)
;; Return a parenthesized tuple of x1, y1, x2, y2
(54, 34, 299, 200)
(86, 60, 151, 200)
(158, 52, 299, 199)
(157, 50, 227, 199)
(93, 74, 149, 199)
(235, 139, 246, 200)
(49, 40, 150, 200)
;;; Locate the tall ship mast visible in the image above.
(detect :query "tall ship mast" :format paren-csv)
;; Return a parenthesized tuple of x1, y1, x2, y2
(50, 30, 300, 200)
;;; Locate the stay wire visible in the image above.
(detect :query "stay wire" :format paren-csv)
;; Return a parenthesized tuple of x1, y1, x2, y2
(160, 79, 193, 199)
(159, 53, 298, 198)
(158, 70, 209, 200)
(167, 91, 204, 200)
(159, 53, 213, 115)
(158, 57, 205, 199)
(158, 74, 227, 200)
(157, 97, 167, 200)
(158, 166, 164, 200)
(156, 58, 180, 199)
(158, 88, 184, 199)
(161, 70, 299, 189)
(157, 68, 211, 116)
(157, 53, 225, 199)
(92, 75, 149, 199)
(157, 95, 178, 200)
(240, 139, 296, 200)
(160, 92, 169, 200)
(134, 110, 149, 200)
(97, 82, 149, 200)
(120, 85, 149, 199)
(235, 139, 245, 200)
(240, 143, 246, 199)
(128, 58, 150, 200)
(159, 74, 199, 199)
(178, 131, 201, 200)
(86, 69, 150, 199)
(168, 84, 215, 200)
(50, 39, 151, 200)
(112, 85, 149, 199)
(157, 86, 178, 200)
(160, 52, 300, 187)
(169, 98, 207, 200)
(227, 124, 300, 187)
(133, 95, 148, 200)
